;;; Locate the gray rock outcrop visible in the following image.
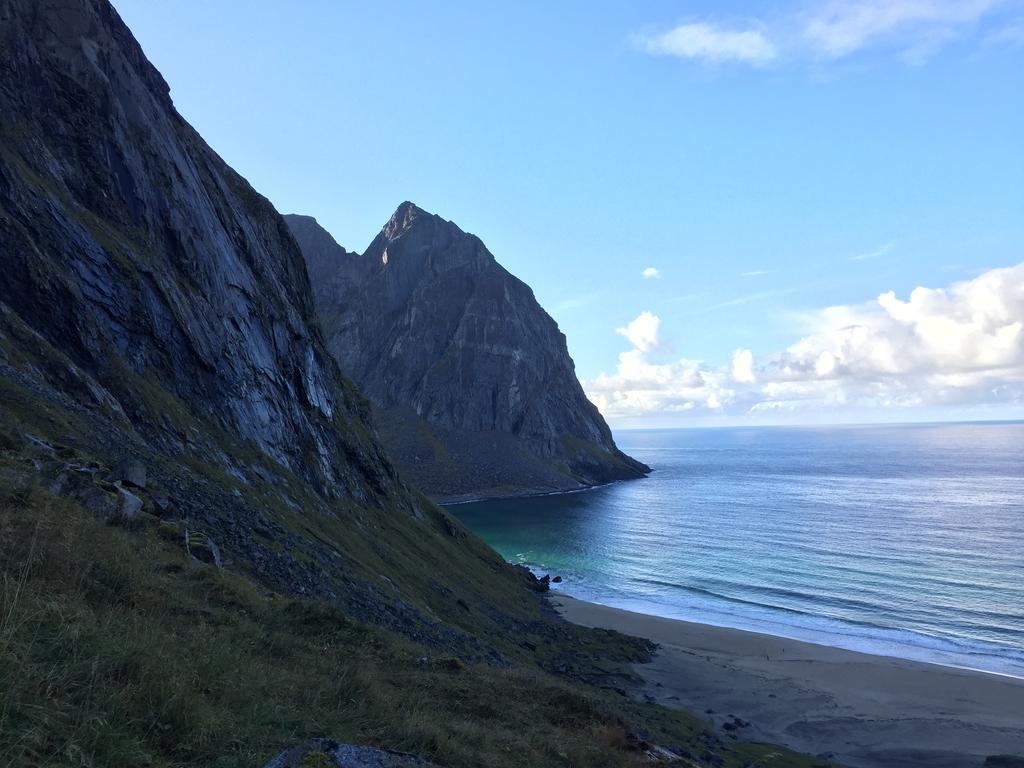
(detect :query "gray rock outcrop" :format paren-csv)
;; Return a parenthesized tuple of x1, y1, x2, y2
(109, 458, 146, 488)
(286, 205, 649, 500)
(263, 739, 437, 768)
(114, 484, 143, 518)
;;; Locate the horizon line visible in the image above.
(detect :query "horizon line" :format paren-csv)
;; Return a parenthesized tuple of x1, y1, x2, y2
(612, 417, 1024, 432)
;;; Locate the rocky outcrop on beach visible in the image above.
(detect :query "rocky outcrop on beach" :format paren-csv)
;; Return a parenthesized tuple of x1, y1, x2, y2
(286, 206, 649, 500)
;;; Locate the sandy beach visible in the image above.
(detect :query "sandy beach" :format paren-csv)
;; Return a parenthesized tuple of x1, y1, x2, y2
(553, 594, 1024, 768)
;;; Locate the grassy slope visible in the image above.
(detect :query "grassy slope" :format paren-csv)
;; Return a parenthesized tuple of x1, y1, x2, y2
(0, 485, 837, 768)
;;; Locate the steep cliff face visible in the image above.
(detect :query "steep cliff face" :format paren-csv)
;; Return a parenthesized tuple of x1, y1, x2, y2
(0, 0, 401, 501)
(0, 0, 547, 650)
(286, 205, 649, 500)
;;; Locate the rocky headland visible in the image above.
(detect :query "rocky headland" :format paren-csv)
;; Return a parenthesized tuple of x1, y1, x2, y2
(286, 205, 649, 501)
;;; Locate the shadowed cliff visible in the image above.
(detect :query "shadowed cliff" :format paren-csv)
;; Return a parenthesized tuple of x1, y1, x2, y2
(286, 205, 649, 501)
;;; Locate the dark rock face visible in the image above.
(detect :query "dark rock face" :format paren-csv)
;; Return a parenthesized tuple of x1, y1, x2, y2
(109, 458, 146, 488)
(286, 205, 649, 500)
(0, 0, 567, 665)
(0, 0, 398, 502)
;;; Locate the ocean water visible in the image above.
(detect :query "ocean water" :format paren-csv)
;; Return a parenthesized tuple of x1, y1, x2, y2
(449, 422, 1024, 678)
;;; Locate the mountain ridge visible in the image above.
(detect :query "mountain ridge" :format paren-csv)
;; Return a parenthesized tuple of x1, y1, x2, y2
(286, 203, 649, 501)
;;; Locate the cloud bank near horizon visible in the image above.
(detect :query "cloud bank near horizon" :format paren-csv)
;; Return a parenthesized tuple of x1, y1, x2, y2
(585, 262, 1024, 421)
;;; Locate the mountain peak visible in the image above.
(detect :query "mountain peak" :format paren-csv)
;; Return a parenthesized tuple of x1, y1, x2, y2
(384, 201, 435, 241)
(288, 205, 650, 500)
(365, 202, 495, 278)
(395, 200, 422, 217)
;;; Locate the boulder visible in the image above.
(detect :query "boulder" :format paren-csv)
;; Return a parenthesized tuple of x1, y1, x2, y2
(151, 491, 177, 518)
(109, 459, 147, 489)
(115, 485, 144, 519)
(48, 466, 95, 497)
(643, 744, 687, 763)
(513, 564, 550, 593)
(262, 739, 437, 768)
(77, 485, 120, 519)
(186, 530, 222, 568)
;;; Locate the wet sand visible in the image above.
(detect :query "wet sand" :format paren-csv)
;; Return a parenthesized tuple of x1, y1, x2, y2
(553, 594, 1024, 768)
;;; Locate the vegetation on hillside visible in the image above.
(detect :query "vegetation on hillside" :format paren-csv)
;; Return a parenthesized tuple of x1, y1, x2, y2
(0, 485, 835, 768)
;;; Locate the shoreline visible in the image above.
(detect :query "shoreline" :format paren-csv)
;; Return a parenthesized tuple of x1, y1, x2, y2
(553, 594, 1024, 768)
(437, 460, 655, 506)
(551, 588, 1024, 681)
(438, 466, 657, 506)
(437, 478, 621, 506)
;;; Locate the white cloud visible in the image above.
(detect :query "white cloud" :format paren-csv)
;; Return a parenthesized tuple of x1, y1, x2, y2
(635, 1, 1007, 68)
(803, 0, 1006, 58)
(585, 263, 1024, 420)
(589, 311, 736, 418)
(851, 241, 895, 261)
(732, 348, 757, 383)
(776, 263, 1024, 398)
(636, 22, 778, 65)
(616, 311, 661, 352)
(642, 266, 661, 279)
(741, 269, 773, 277)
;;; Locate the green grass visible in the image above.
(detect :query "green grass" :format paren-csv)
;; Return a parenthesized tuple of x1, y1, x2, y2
(0, 487, 835, 768)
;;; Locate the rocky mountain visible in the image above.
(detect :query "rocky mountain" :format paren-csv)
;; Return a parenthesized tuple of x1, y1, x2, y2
(0, 0, 548, 646)
(286, 206, 649, 501)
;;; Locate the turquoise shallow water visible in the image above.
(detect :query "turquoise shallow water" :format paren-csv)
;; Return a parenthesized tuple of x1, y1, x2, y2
(449, 422, 1024, 677)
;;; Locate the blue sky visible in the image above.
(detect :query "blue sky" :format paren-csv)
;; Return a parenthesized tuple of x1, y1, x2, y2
(113, 0, 1024, 426)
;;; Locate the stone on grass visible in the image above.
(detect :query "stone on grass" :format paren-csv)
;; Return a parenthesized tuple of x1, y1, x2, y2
(109, 458, 146, 488)
(262, 739, 437, 768)
(186, 530, 222, 568)
(78, 485, 120, 519)
(116, 485, 144, 519)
